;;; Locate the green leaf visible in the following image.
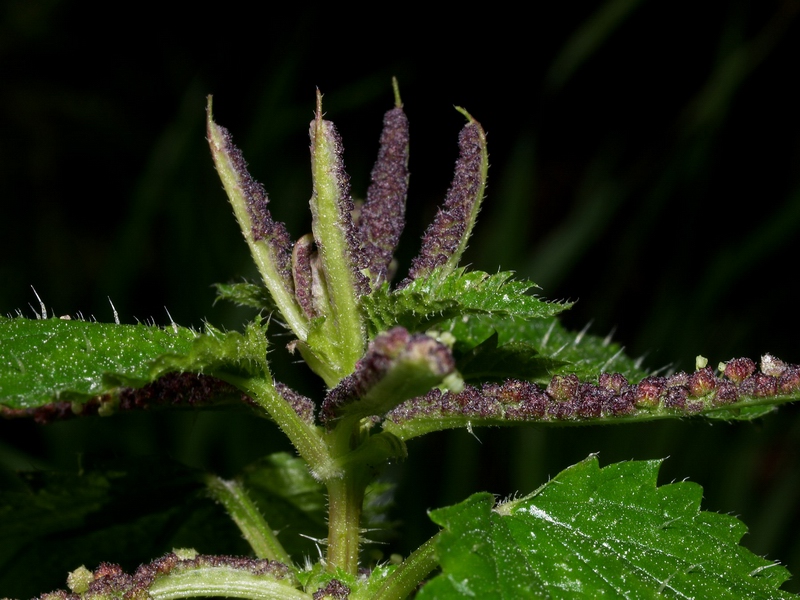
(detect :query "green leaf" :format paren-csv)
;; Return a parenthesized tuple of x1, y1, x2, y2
(214, 282, 275, 312)
(448, 315, 649, 383)
(454, 332, 567, 382)
(237, 453, 329, 561)
(419, 456, 795, 599)
(0, 315, 270, 411)
(363, 270, 570, 337)
(704, 404, 778, 421)
(0, 458, 247, 599)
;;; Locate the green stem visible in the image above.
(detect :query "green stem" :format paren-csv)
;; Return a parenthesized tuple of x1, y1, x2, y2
(309, 90, 366, 376)
(370, 534, 441, 600)
(326, 471, 366, 575)
(147, 566, 310, 600)
(205, 475, 293, 566)
(221, 375, 338, 481)
(323, 418, 406, 575)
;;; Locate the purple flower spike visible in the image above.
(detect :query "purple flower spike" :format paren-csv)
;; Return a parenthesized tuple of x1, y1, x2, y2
(404, 112, 488, 286)
(207, 97, 307, 338)
(385, 355, 800, 439)
(292, 234, 317, 320)
(274, 382, 315, 424)
(357, 103, 410, 286)
(207, 112, 293, 284)
(321, 326, 455, 422)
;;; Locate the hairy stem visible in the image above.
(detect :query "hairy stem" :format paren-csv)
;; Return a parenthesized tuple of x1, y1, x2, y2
(221, 375, 338, 480)
(371, 533, 441, 600)
(326, 471, 366, 575)
(147, 566, 309, 600)
(205, 475, 293, 565)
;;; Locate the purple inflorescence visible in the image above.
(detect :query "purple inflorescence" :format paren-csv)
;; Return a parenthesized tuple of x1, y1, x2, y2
(38, 553, 293, 599)
(357, 107, 410, 286)
(688, 367, 717, 397)
(214, 123, 294, 286)
(779, 365, 800, 392)
(546, 374, 580, 402)
(0, 374, 248, 424)
(723, 357, 757, 383)
(313, 579, 351, 600)
(404, 121, 485, 284)
(321, 327, 454, 422)
(292, 234, 317, 319)
(385, 355, 800, 426)
(274, 382, 316, 424)
(312, 116, 371, 297)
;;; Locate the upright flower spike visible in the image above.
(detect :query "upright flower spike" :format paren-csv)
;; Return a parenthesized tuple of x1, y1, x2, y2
(206, 97, 308, 340)
(357, 79, 410, 286)
(308, 91, 368, 374)
(404, 108, 488, 286)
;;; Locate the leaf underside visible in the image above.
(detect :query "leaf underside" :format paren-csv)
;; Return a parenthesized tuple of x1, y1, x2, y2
(419, 456, 795, 599)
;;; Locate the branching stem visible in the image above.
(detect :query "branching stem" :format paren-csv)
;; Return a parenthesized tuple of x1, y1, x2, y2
(371, 533, 441, 600)
(205, 475, 293, 566)
(220, 375, 338, 480)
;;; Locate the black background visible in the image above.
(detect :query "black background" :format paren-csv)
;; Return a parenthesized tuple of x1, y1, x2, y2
(2, 0, 800, 595)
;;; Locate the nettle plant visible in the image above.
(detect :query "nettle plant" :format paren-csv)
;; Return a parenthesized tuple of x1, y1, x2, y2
(2, 81, 800, 599)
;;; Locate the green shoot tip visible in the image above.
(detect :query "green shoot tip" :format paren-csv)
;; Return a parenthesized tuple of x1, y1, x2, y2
(455, 106, 475, 123)
(392, 77, 403, 108)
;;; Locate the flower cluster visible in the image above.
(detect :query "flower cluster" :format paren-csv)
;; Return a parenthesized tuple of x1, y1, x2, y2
(386, 355, 800, 428)
(39, 552, 294, 600)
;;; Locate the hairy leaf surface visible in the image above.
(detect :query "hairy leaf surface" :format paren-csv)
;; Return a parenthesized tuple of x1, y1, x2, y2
(418, 456, 795, 599)
(449, 315, 648, 383)
(363, 270, 569, 337)
(454, 332, 567, 382)
(214, 282, 275, 312)
(238, 453, 328, 560)
(0, 316, 269, 410)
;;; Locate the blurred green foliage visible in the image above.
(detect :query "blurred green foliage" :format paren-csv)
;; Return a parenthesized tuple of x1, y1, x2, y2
(2, 0, 799, 596)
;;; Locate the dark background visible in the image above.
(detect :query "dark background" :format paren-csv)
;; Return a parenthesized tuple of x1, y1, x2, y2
(2, 0, 800, 595)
